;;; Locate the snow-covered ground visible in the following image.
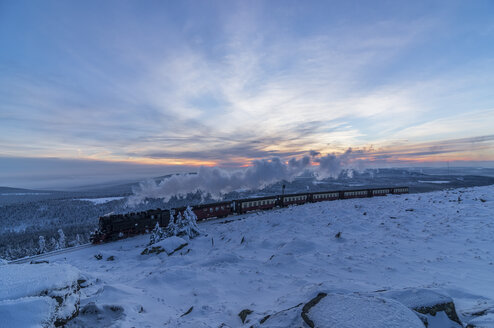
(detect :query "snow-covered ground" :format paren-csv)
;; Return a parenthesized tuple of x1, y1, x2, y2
(2, 185, 494, 327)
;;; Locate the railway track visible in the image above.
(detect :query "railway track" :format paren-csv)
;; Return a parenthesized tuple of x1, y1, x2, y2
(8, 243, 93, 264)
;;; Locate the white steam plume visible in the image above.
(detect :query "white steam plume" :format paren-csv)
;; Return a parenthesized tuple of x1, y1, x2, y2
(127, 148, 364, 206)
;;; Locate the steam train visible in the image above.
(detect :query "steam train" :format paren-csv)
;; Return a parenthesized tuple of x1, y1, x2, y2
(90, 186, 409, 244)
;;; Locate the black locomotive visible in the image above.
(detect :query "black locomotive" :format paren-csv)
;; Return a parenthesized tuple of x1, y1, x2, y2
(91, 186, 408, 244)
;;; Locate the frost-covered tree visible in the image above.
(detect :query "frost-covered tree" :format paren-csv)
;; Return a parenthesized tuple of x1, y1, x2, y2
(149, 223, 164, 245)
(176, 206, 201, 239)
(51, 237, 59, 251)
(38, 236, 46, 254)
(58, 229, 66, 249)
(164, 214, 178, 237)
(75, 234, 81, 246)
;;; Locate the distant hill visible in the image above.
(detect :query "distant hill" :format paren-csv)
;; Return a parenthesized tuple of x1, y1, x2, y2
(0, 186, 55, 194)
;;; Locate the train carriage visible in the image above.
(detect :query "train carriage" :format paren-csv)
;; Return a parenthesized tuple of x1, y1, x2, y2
(191, 201, 234, 221)
(371, 188, 390, 196)
(282, 193, 309, 206)
(312, 191, 340, 202)
(391, 187, 409, 194)
(236, 196, 279, 214)
(342, 189, 369, 199)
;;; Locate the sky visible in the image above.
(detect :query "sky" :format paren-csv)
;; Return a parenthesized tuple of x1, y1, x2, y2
(1, 0, 494, 188)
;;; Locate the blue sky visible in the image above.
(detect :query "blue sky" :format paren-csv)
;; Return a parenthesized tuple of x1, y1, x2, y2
(1, 0, 494, 187)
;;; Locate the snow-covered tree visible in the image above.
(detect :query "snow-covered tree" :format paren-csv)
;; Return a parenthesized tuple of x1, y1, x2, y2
(75, 234, 81, 246)
(164, 214, 178, 237)
(176, 206, 201, 239)
(149, 223, 164, 245)
(58, 229, 66, 249)
(38, 236, 46, 254)
(51, 237, 59, 251)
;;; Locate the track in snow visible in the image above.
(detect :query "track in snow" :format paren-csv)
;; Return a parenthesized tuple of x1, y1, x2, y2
(8, 243, 93, 264)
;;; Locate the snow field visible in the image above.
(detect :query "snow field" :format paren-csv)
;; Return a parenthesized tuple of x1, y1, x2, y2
(4, 185, 494, 327)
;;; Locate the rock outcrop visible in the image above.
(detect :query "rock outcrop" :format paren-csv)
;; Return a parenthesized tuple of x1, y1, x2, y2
(377, 289, 463, 327)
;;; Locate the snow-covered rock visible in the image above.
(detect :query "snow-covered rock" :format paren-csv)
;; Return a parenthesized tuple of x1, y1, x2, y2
(0, 263, 81, 326)
(302, 293, 424, 328)
(141, 236, 188, 255)
(0, 296, 57, 328)
(379, 289, 463, 327)
(0, 263, 80, 301)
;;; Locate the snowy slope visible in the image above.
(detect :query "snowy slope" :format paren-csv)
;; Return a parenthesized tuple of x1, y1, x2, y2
(2, 185, 494, 327)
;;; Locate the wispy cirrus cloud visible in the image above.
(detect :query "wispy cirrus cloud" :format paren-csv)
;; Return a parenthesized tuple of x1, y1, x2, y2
(1, 0, 494, 170)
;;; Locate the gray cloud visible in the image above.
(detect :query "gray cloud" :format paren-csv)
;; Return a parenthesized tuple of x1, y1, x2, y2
(368, 135, 494, 161)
